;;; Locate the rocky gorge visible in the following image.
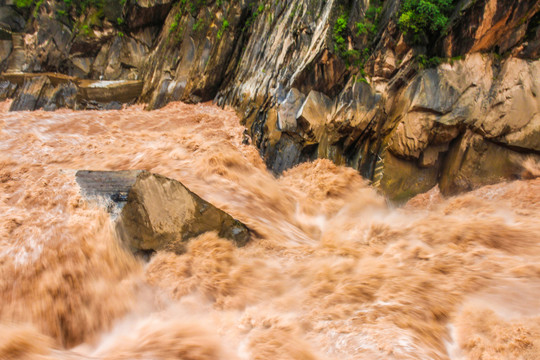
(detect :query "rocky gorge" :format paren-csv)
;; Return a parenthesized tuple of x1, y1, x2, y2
(1, 0, 539, 201)
(3, 2, 540, 357)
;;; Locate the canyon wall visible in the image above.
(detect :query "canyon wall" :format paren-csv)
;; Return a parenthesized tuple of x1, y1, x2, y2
(1, 0, 539, 201)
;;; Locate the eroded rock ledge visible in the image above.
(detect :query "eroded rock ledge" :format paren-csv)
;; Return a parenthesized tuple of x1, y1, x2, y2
(76, 170, 250, 255)
(1, 72, 142, 110)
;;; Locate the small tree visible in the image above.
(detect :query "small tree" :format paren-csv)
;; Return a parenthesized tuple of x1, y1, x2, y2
(398, 0, 455, 44)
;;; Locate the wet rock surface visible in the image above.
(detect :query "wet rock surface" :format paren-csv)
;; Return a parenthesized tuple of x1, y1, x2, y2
(1, 73, 142, 110)
(76, 170, 250, 255)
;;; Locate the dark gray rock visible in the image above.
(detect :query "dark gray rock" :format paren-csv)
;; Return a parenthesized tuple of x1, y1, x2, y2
(0, 80, 17, 101)
(277, 88, 305, 133)
(0, 6, 25, 33)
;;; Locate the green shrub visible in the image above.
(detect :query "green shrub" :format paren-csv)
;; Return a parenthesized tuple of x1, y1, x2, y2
(17, 0, 105, 15)
(355, 3, 381, 38)
(398, 0, 456, 44)
(243, 2, 265, 31)
(217, 19, 229, 40)
(333, 13, 348, 56)
(416, 54, 442, 68)
(334, 1, 383, 69)
(365, 4, 382, 21)
(81, 24, 90, 35)
(32, 0, 44, 17)
(15, 0, 33, 7)
(170, 12, 182, 33)
(356, 21, 372, 36)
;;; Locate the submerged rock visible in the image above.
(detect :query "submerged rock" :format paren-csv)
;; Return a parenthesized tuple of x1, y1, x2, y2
(76, 170, 249, 255)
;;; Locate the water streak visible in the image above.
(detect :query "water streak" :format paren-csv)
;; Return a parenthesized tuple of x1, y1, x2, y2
(1, 100, 540, 359)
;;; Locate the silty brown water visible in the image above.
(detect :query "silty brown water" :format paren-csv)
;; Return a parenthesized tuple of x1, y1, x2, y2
(1, 100, 540, 360)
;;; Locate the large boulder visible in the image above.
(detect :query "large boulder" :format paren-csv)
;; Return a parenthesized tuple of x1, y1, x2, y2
(277, 88, 305, 133)
(296, 90, 335, 142)
(76, 170, 250, 255)
(378, 150, 439, 203)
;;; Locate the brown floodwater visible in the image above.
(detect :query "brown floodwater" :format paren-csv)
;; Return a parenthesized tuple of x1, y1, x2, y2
(1, 100, 540, 360)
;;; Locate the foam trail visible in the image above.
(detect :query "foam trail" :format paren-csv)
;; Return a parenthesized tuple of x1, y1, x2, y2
(1, 101, 540, 359)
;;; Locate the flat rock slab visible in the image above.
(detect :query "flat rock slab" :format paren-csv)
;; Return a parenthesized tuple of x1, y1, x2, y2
(77, 80, 143, 103)
(76, 170, 250, 254)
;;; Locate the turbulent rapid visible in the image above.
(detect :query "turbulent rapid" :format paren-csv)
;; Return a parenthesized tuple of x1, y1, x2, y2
(1, 100, 540, 360)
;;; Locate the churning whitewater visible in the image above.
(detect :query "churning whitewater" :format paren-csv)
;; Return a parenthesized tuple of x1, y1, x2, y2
(1, 100, 540, 360)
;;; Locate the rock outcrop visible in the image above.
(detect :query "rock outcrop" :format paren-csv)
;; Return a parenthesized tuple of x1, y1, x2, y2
(2, 0, 539, 200)
(1, 73, 142, 110)
(76, 170, 250, 255)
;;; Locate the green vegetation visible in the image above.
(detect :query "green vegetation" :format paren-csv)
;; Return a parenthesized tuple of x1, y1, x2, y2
(16, 0, 116, 30)
(81, 24, 90, 35)
(398, 0, 456, 44)
(332, 0, 383, 81)
(170, 12, 182, 33)
(178, 0, 207, 17)
(15, 0, 33, 7)
(32, 0, 44, 17)
(192, 17, 204, 31)
(333, 13, 348, 57)
(330, 0, 459, 73)
(356, 3, 382, 38)
(354, 73, 369, 83)
(217, 19, 229, 40)
(416, 54, 442, 69)
(416, 54, 464, 69)
(244, 3, 265, 30)
(61, 0, 106, 15)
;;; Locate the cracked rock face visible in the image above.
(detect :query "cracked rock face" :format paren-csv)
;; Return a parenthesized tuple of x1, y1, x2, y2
(375, 54, 540, 200)
(76, 170, 250, 255)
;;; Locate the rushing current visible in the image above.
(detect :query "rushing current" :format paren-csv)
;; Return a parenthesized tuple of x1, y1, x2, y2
(1, 100, 540, 360)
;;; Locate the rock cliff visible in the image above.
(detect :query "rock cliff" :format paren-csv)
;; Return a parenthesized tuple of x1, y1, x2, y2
(1, 0, 539, 201)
